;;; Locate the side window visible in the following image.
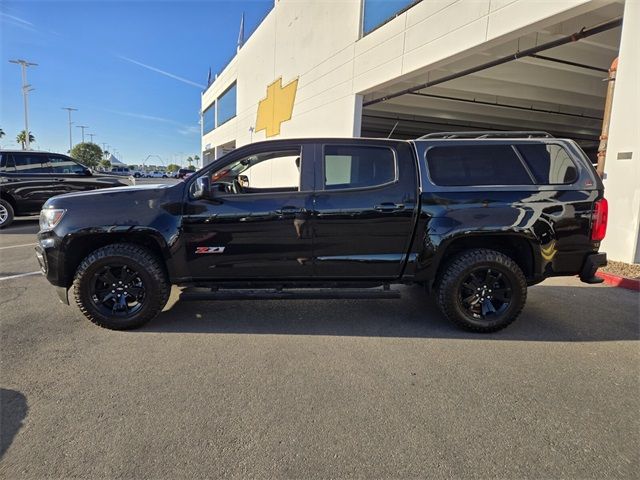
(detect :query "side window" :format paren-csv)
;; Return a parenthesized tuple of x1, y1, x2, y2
(13, 154, 51, 174)
(210, 149, 301, 194)
(49, 155, 86, 174)
(517, 144, 578, 184)
(323, 145, 396, 190)
(426, 145, 533, 186)
(0, 154, 16, 172)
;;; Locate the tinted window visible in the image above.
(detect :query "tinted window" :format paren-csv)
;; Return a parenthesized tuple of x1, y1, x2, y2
(217, 82, 237, 126)
(0, 154, 14, 172)
(363, 0, 419, 34)
(324, 146, 395, 190)
(13, 153, 51, 174)
(203, 102, 215, 134)
(517, 144, 578, 184)
(49, 155, 86, 174)
(426, 145, 533, 186)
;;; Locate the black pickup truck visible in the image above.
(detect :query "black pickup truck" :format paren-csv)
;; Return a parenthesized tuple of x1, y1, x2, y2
(35, 132, 608, 332)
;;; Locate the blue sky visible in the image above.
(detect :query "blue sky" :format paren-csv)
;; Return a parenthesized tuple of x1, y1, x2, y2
(1, 0, 273, 166)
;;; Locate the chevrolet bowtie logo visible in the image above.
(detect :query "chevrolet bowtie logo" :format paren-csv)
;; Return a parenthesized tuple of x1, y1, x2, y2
(255, 77, 298, 137)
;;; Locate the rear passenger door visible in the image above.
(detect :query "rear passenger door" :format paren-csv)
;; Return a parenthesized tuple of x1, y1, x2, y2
(312, 141, 419, 279)
(48, 154, 96, 194)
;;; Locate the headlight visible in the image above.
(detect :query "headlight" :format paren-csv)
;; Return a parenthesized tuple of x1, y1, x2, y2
(39, 209, 66, 231)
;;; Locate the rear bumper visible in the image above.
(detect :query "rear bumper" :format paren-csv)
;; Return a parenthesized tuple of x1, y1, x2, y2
(579, 252, 607, 284)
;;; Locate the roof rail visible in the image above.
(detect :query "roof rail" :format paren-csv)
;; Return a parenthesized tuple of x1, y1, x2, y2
(419, 131, 554, 139)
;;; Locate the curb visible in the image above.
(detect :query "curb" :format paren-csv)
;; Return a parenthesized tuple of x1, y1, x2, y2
(596, 271, 640, 291)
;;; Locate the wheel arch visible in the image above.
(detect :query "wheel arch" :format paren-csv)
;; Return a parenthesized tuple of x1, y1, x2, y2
(0, 191, 17, 211)
(432, 233, 537, 289)
(60, 230, 169, 287)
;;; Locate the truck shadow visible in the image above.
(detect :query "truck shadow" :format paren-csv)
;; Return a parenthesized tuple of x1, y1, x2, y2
(142, 284, 640, 342)
(0, 388, 28, 459)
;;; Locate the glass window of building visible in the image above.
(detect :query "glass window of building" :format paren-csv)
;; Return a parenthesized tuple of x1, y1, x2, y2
(363, 0, 420, 34)
(216, 82, 237, 126)
(203, 103, 215, 134)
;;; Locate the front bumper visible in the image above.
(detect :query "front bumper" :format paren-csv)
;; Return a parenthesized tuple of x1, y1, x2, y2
(579, 252, 607, 284)
(34, 244, 47, 274)
(36, 242, 71, 305)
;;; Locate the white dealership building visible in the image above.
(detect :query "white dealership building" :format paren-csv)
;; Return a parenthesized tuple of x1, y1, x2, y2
(201, 0, 639, 263)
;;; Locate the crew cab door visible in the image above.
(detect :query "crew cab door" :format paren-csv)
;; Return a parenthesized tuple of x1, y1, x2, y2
(312, 141, 419, 279)
(182, 142, 315, 279)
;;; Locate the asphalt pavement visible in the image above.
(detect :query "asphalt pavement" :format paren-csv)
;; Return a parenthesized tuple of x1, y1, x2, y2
(1, 217, 638, 479)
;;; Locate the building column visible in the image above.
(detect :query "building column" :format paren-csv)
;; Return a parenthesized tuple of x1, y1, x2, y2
(601, 0, 640, 263)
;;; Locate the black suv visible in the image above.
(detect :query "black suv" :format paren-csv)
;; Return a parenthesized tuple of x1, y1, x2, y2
(35, 133, 607, 332)
(0, 150, 131, 228)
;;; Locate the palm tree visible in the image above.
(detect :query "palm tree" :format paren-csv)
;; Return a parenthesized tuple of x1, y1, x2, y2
(0, 128, 5, 139)
(16, 130, 35, 150)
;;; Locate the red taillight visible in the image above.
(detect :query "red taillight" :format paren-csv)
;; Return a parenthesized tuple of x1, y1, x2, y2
(591, 198, 608, 241)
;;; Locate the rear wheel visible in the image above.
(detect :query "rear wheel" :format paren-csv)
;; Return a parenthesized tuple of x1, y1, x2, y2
(435, 248, 527, 332)
(0, 199, 15, 229)
(73, 243, 170, 330)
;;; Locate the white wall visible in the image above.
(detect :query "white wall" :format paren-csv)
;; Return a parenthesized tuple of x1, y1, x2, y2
(601, 0, 640, 263)
(203, 0, 614, 157)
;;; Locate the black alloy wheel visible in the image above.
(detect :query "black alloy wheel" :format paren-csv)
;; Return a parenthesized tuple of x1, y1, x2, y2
(458, 267, 512, 320)
(435, 248, 527, 333)
(73, 243, 170, 330)
(90, 264, 146, 317)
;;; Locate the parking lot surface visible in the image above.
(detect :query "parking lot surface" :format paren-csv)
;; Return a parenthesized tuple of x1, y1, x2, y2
(1, 217, 638, 479)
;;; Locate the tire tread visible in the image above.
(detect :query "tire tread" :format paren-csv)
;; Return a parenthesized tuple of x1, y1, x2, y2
(435, 248, 527, 333)
(72, 243, 169, 330)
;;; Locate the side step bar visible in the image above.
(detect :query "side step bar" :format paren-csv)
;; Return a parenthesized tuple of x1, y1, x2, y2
(180, 287, 401, 301)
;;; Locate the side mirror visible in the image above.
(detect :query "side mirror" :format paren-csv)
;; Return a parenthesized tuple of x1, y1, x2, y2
(192, 176, 210, 199)
(84, 169, 92, 176)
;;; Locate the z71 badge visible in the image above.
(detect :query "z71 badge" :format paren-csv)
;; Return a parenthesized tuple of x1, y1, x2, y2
(195, 246, 226, 254)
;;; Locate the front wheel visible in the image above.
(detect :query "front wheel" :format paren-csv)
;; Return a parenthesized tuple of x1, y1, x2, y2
(435, 249, 527, 333)
(73, 243, 170, 330)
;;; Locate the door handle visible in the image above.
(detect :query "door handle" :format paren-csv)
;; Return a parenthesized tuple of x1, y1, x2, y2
(374, 203, 404, 212)
(275, 206, 303, 215)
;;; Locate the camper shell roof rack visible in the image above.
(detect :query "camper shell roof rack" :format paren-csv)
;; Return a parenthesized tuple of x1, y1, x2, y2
(420, 131, 554, 139)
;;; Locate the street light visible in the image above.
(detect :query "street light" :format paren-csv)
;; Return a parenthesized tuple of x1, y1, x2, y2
(76, 125, 89, 143)
(9, 59, 38, 150)
(87, 133, 96, 143)
(62, 107, 77, 152)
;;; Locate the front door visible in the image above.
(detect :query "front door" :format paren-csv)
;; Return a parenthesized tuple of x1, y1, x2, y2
(183, 143, 315, 280)
(312, 141, 419, 279)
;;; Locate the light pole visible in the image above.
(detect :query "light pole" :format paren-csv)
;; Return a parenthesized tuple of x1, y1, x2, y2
(9, 59, 38, 150)
(62, 107, 77, 152)
(87, 133, 96, 143)
(76, 125, 88, 143)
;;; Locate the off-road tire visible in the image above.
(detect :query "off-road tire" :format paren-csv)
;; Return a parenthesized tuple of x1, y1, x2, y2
(73, 243, 170, 330)
(435, 248, 527, 333)
(0, 199, 15, 229)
